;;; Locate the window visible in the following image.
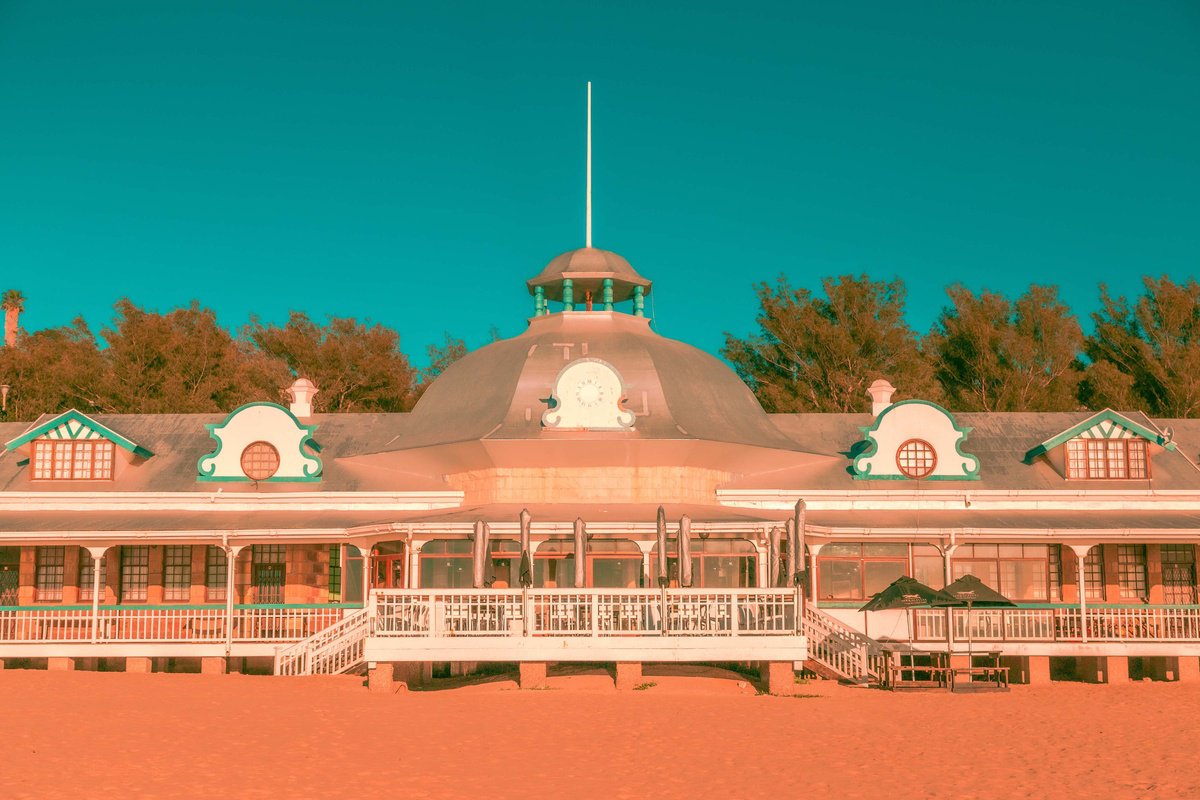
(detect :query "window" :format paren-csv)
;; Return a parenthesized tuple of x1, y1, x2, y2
(1117, 544, 1147, 601)
(328, 545, 342, 603)
(650, 539, 758, 589)
(120, 546, 149, 602)
(420, 539, 474, 589)
(1065, 439, 1148, 480)
(205, 546, 228, 602)
(950, 544, 1062, 602)
(240, 442, 280, 481)
(252, 545, 286, 603)
(911, 544, 945, 590)
(164, 545, 191, 601)
(1083, 548, 1105, 601)
(1162, 545, 1196, 605)
(78, 551, 108, 602)
(817, 543, 908, 601)
(32, 440, 115, 481)
(0, 547, 18, 605)
(36, 546, 65, 601)
(896, 439, 936, 479)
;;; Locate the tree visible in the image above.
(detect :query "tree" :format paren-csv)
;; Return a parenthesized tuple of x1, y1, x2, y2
(99, 299, 286, 413)
(722, 275, 939, 413)
(414, 333, 468, 400)
(2, 289, 24, 348)
(1082, 277, 1200, 416)
(0, 318, 106, 421)
(247, 313, 416, 412)
(926, 284, 1084, 411)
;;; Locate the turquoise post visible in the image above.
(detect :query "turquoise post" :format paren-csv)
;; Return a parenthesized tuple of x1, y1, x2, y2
(633, 285, 645, 317)
(602, 278, 614, 311)
(562, 279, 574, 311)
(534, 286, 545, 316)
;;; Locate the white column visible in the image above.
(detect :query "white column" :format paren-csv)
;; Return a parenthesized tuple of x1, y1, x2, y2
(409, 540, 424, 589)
(808, 543, 825, 604)
(85, 546, 107, 644)
(1069, 544, 1094, 643)
(635, 539, 654, 588)
(225, 545, 244, 653)
(754, 540, 767, 589)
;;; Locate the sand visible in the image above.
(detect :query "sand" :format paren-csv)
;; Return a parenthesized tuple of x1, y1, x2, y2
(2, 666, 1197, 799)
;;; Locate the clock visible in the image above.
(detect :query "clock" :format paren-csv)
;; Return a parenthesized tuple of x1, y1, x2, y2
(543, 358, 635, 430)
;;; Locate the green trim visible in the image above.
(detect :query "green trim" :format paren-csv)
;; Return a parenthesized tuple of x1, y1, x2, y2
(851, 399, 981, 481)
(819, 601, 1200, 610)
(4, 409, 154, 458)
(196, 401, 322, 483)
(1023, 408, 1178, 464)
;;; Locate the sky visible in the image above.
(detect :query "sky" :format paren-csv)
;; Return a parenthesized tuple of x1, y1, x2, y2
(1, 1, 1198, 365)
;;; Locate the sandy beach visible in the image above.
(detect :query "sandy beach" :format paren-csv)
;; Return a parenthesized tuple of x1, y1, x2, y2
(1, 666, 1197, 799)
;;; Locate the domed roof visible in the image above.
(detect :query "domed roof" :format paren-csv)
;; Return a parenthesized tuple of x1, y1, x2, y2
(527, 248, 651, 303)
(403, 311, 799, 454)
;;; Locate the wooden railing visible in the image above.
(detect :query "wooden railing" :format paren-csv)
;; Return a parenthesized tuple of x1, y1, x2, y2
(911, 605, 1200, 643)
(371, 588, 804, 638)
(0, 604, 360, 644)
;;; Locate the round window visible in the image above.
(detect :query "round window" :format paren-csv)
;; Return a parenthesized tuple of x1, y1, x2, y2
(896, 439, 936, 479)
(240, 441, 280, 481)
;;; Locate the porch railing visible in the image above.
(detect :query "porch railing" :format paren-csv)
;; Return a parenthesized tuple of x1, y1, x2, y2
(911, 605, 1200, 643)
(0, 604, 360, 644)
(371, 588, 804, 638)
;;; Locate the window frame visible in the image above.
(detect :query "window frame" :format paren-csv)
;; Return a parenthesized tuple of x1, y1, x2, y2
(1065, 438, 1150, 481)
(35, 546, 66, 602)
(31, 439, 116, 482)
(163, 545, 192, 602)
(816, 543, 909, 601)
(1116, 544, 1148, 601)
(120, 545, 150, 603)
(205, 546, 228, 602)
(240, 441, 281, 481)
(895, 439, 937, 479)
(950, 544, 1062, 602)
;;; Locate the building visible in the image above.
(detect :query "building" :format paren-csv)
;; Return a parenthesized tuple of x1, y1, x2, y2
(2, 247, 1199, 690)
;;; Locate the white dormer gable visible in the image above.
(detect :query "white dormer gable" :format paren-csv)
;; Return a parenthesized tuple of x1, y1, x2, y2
(852, 400, 980, 481)
(197, 402, 322, 483)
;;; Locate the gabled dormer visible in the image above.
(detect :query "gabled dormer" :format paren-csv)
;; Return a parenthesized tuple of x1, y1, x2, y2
(3, 409, 154, 482)
(851, 381, 980, 481)
(197, 400, 322, 483)
(1023, 409, 1174, 480)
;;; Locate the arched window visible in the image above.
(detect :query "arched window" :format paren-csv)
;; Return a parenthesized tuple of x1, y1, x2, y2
(896, 439, 936, 479)
(650, 538, 758, 588)
(240, 442, 280, 481)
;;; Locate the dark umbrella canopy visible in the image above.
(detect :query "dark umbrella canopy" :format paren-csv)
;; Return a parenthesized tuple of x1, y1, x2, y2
(656, 506, 668, 587)
(938, 574, 1017, 607)
(859, 576, 956, 612)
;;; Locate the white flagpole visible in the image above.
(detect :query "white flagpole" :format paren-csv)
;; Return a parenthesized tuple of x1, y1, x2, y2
(586, 81, 592, 249)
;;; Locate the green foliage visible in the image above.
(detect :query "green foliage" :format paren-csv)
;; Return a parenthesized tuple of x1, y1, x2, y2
(0, 318, 105, 420)
(722, 275, 939, 412)
(926, 285, 1084, 411)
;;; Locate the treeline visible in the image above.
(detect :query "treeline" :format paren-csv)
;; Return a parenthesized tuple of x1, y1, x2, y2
(0, 298, 468, 421)
(722, 275, 1200, 417)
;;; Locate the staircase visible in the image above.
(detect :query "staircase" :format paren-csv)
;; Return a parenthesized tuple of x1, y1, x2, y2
(802, 605, 884, 685)
(274, 606, 370, 676)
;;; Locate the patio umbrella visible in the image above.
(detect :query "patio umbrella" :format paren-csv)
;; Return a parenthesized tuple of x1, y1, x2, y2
(518, 508, 533, 588)
(573, 517, 587, 589)
(767, 526, 782, 588)
(471, 520, 490, 588)
(678, 515, 693, 588)
(860, 575, 956, 646)
(937, 574, 1017, 666)
(790, 500, 806, 587)
(656, 506, 668, 588)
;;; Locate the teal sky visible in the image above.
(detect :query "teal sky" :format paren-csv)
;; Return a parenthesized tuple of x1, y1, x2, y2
(1, 1, 1197, 364)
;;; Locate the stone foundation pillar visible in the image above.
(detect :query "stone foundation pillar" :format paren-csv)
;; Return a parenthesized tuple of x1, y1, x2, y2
(519, 661, 548, 689)
(760, 661, 798, 695)
(1104, 656, 1129, 684)
(369, 662, 395, 693)
(48, 657, 75, 671)
(126, 657, 152, 674)
(200, 656, 227, 675)
(1176, 657, 1200, 683)
(614, 662, 643, 690)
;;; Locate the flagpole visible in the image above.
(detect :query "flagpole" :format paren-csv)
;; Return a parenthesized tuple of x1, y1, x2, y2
(586, 81, 592, 248)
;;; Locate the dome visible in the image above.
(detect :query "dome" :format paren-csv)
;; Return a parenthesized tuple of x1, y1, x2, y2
(404, 311, 799, 453)
(526, 247, 651, 304)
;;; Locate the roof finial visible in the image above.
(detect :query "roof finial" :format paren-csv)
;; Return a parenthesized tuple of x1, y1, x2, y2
(586, 81, 592, 249)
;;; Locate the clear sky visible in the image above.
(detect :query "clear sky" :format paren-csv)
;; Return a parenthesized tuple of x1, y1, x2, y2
(1, 1, 1197, 364)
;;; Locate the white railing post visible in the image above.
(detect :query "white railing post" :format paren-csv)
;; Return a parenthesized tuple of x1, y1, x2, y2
(590, 593, 599, 637)
(85, 547, 105, 644)
(1070, 546, 1092, 644)
(731, 593, 740, 636)
(225, 544, 244, 653)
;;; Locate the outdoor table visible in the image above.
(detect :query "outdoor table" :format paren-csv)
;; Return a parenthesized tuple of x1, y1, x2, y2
(884, 647, 952, 691)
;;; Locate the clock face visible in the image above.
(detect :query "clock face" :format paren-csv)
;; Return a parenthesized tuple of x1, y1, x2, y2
(543, 358, 635, 430)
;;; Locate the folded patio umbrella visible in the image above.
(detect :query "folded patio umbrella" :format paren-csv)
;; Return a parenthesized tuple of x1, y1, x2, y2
(656, 506, 668, 588)
(678, 515, 693, 588)
(518, 508, 533, 588)
(790, 500, 806, 587)
(573, 517, 587, 589)
(767, 526, 781, 588)
(472, 519, 490, 588)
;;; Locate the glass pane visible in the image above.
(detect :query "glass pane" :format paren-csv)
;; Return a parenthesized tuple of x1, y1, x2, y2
(588, 539, 640, 554)
(422, 540, 472, 555)
(913, 555, 945, 589)
(420, 556, 472, 588)
(821, 544, 861, 558)
(1000, 560, 1047, 601)
(593, 558, 643, 588)
(998, 544, 1024, 558)
(818, 560, 861, 600)
(953, 561, 998, 589)
(864, 561, 906, 596)
(864, 543, 908, 557)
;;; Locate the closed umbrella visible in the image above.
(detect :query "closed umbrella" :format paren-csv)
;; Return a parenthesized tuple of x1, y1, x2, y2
(678, 515, 693, 588)
(518, 508, 533, 588)
(767, 527, 782, 588)
(471, 520, 490, 588)
(656, 506, 668, 588)
(573, 517, 587, 589)
(790, 500, 806, 587)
